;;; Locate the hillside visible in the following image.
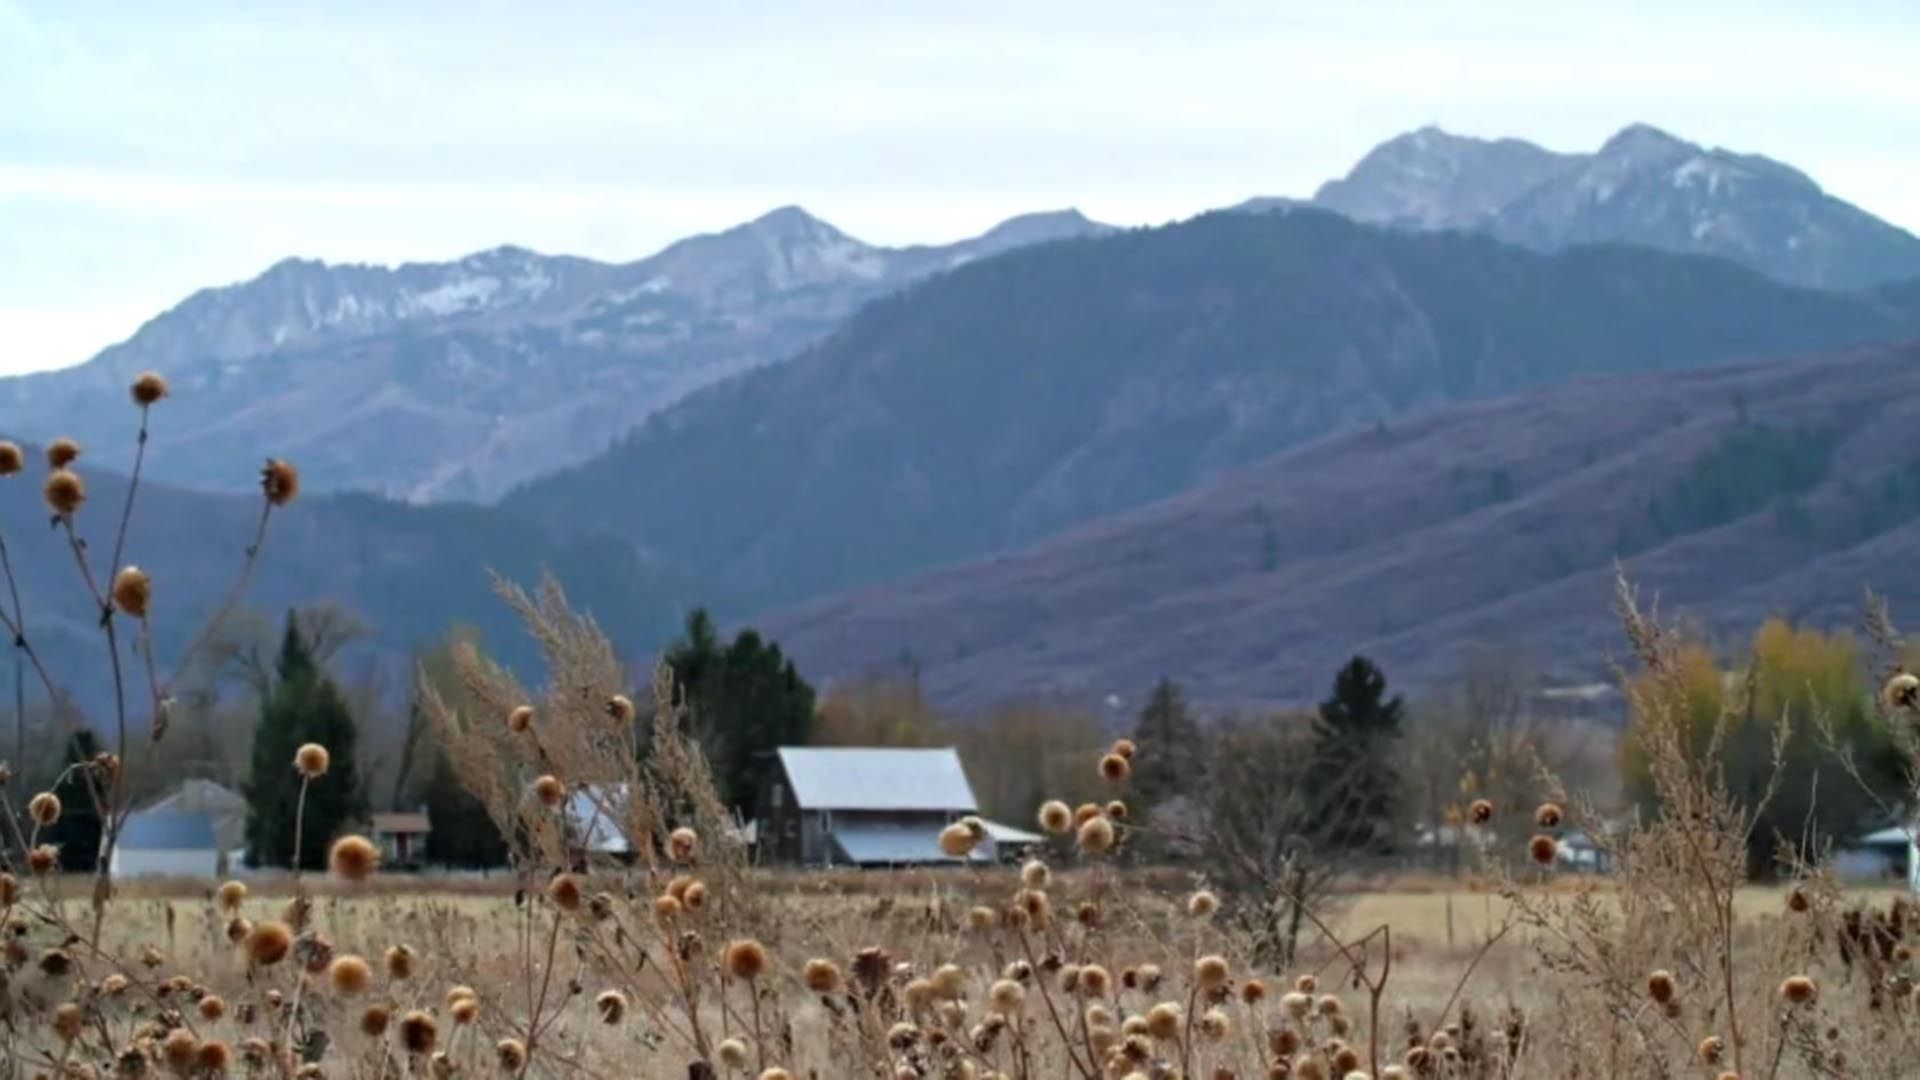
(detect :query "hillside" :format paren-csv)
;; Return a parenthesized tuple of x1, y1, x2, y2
(507, 209, 1920, 612)
(757, 340, 1920, 709)
(1284, 124, 1920, 290)
(0, 208, 1107, 502)
(0, 448, 699, 718)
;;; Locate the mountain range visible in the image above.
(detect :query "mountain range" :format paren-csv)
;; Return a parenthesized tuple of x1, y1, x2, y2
(7, 122, 1920, 712)
(507, 208, 1920, 612)
(0, 207, 1108, 502)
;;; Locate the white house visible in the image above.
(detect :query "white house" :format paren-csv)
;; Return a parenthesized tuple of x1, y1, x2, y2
(1839, 824, 1917, 887)
(111, 810, 221, 879)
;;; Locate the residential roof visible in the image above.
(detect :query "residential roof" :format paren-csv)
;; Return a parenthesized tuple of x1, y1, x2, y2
(776, 747, 978, 812)
(144, 779, 245, 815)
(1857, 825, 1916, 846)
(830, 823, 988, 866)
(372, 812, 431, 834)
(120, 811, 217, 851)
(568, 787, 633, 853)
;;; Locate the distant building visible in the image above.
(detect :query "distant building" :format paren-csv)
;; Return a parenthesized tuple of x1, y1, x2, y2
(113, 779, 248, 875)
(758, 747, 1041, 867)
(1838, 824, 1915, 887)
(371, 810, 432, 866)
(111, 810, 222, 879)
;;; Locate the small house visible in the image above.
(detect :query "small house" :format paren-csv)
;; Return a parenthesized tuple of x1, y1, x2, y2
(371, 810, 432, 866)
(759, 747, 1034, 867)
(1838, 824, 1915, 886)
(111, 810, 221, 879)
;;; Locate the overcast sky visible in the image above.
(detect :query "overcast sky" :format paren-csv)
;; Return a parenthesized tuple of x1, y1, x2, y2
(3, 0, 1918, 376)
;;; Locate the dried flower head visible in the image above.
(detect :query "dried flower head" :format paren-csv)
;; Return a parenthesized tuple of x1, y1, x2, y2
(1038, 799, 1073, 834)
(245, 920, 294, 966)
(668, 826, 699, 862)
(1195, 954, 1230, 989)
(595, 989, 629, 1024)
(1528, 834, 1558, 865)
(506, 704, 535, 733)
(496, 1038, 528, 1071)
(1076, 813, 1116, 854)
(1698, 1035, 1724, 1065)
(294, 742, 330, 778)
(130, 371, 170, 406)
(717, 1038, 751, 1069)
(216, 879, 247, 911)
(1780, 975, 1817, 1005)
(450, 996, 480, 1025)
(1534, 802, 1563, 829)
(804, 958, 843, 994)
(329, 834, 379, 881)
(43, 468, 85, 516)
(1099, 753, 1131, 782)
(1106, 799, 1129, 820)
(532, 774, 566, 808)
(1788, 887, 1811, 913)
(1647, 969, 1677, 1005)
(360, 1003, 392, 1037)
(54, 1001, 85, 1041)
(27, 791, 61, 826)
(1021, 859, 1051, 889)
(988, 978, 1027, 1015)
(399, 1009, 438, 1053)
(1188, 889, 1220, 918)
(329, 954, 374, 994)
(1110, 737, 1136, 759)
(1146, 1002, 1183, 1041)
(385, 943, 416, 979)
(938, 821, 979, 858)
(27, 844, 56, 875)
(606, 693, 636, 722)
(1468, 798, 1494, 824)
(0, 440, 22, 476)
(1199, 1007, 1231, 1041)
(968, 904, 998, 931)
(261, 458, 300, 506)
(724, 939, 769, 980)
(548, 873, 584, 911)
(36, 947, 72, 976)
(1884, 673, 1920, 712)
(46, 437, 82, 469)
(110, 566, 152, 618)
(162, 1028, 199, 1071)
(1079, 964, 1112, 998)
(653, 893, 683, 920)
(194, 993, 226, 1021)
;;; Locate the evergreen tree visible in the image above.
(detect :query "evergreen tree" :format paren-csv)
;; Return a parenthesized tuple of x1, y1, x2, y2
(1129, 679, 1202, 813)
(1306, 656, 1405, 851)
(244, 614, 365, 870)
(421, 749, 509, 869)
(665, 609, 816, 809)
(47, 730, 105, 872)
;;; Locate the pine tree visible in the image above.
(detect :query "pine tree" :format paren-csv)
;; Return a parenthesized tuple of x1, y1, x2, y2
(244, 614, 364, 869)
(666, 609, 816, 809)
(421, 748, 508, 869)
(1306, 656, 1405, 851)
(47, 729, 105, 872)
(1129, 678, 1201, 814)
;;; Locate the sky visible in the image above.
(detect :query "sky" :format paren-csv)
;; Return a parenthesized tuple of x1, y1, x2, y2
(3, 1, 1918, 377)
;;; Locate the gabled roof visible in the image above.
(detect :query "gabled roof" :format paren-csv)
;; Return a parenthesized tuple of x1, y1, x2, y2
(776, 748, 978, 812)
(120, 810, 217, 851)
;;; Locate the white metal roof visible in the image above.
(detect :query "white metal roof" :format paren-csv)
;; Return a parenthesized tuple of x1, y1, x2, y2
(830, 823, 988, 865)
(982, 819, 1044, 847)
(776, 747, 978, 812)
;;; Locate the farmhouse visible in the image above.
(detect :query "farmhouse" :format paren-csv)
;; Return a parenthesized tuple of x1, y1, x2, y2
(758, 747, 1040, 867)
(371, 810, 432, 866)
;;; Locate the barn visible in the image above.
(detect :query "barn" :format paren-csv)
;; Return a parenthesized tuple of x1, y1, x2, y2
(111, 810, 221, 879)
(757, 747, 1039, 867)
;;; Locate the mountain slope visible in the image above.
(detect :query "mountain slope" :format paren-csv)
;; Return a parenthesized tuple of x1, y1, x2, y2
(1292, 124, 1920, 289)
(0, 208, 1110, 502)
(756, 340, 1920, 709)
(0, 445, 702, 718)
(506, 209, 1920, 612)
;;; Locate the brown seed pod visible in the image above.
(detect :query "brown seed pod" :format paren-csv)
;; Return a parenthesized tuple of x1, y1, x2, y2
(1534, 803, 1563, 829)
(261, 458, 300, 506)
(1469, 798, 1494, 824)
(130, 371, 170, 406)
(329, 834, 380, 881)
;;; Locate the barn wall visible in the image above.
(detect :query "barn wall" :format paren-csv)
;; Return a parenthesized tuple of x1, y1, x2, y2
(114, 849, 219, 879)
